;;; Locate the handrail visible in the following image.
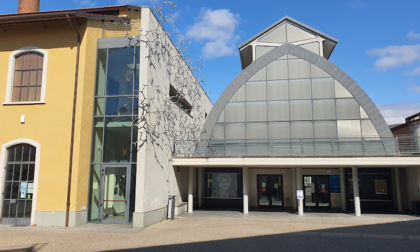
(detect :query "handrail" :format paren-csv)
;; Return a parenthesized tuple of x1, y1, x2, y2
(173, 136, 420, 157)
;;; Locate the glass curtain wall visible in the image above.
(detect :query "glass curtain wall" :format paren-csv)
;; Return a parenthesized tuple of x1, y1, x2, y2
(88, 44, 139, 223)
(210, 54, 383, 156)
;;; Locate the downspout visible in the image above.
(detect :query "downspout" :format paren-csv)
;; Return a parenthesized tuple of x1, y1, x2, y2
(65, 15, 81, 228)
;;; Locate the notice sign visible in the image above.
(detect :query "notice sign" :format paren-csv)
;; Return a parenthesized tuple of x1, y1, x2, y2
(330, 175, 340, 193)
(375, 179, 388, 195)
(20, 182, 28, 199)
(27, 183, 34, 194)
(297, 190, 304, 199)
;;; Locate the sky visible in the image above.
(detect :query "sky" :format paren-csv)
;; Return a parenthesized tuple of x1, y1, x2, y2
(2, 0, 420, 125)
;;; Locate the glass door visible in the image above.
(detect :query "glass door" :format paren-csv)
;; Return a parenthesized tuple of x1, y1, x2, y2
(257, 175, 283, 208)
(99, 165, 130, 224)
(303, 175, 330, 210)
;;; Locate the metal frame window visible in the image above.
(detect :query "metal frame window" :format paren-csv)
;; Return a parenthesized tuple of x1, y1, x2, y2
(4, 47, 48, 104)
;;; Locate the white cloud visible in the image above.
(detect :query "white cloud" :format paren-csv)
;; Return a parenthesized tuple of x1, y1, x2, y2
(116, 0, 158, 5)
(367, 44, 420, 70)
(377, 102, 420, 125)
(405, 65, 420, 75)
(186, 9, 240, 59)
(407, 31, 420, 39)
(409, 85, 420, 93)
(74, 0, 97, 7)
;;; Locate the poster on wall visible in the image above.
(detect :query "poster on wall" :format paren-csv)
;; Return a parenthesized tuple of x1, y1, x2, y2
(211, 173, 238, 199)
(330, 175, 341, 193)
(374, 179, 388, 194)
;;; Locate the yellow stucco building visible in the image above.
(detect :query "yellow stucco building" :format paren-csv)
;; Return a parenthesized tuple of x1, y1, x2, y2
(0, 3, 212, 227)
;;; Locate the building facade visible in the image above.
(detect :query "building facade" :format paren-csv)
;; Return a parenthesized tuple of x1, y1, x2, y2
(0, 3, 211, 227)
(173, 17, 420, 216)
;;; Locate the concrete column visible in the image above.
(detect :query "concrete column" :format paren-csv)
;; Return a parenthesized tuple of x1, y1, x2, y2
(243, 167, 249, 214)
(296, 167, 303, 216)
(197, 168, 203, 208)
(292, 168, 297, 210)
(339, 168, 346, 211)
(352, 167, 361, 216)
(188, 167, 193, 213)
(418, 167, 420, 198)
(395, 168, 403, 212)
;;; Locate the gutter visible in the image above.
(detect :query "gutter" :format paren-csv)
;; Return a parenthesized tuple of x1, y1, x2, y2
(65, 14, 81, 228)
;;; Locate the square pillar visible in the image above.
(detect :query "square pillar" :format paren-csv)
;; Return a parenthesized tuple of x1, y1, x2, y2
(188, 167, 194, 213)
(296, 167, 303, 216)
(395, 167, 403, 212)
(243, 167, 249, 214)
(339, 168, 346, 211)
(352, 167, 361, 216)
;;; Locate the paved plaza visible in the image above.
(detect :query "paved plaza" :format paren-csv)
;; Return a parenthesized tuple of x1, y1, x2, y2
(1, 211, 419, 251)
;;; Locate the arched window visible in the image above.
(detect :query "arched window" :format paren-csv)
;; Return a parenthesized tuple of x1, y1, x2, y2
(5, 47, 48, 104)
(2, 144, 36, 226)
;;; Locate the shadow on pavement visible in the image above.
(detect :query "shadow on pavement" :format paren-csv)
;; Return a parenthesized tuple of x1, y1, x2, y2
(104, 219, 420, 252)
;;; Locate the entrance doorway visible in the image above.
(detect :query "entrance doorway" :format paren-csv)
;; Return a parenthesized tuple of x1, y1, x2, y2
(257, 175, 283, 208)
(99, 165, 131, 223)
(303, 175, 330, 210)
(2, 144, 36, 226)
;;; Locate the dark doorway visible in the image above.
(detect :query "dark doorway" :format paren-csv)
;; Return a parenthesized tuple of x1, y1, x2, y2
(303, 175, 331, 210)
(257, 175, 284, 208)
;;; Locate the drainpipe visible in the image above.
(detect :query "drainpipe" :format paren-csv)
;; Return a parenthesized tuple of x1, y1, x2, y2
(65, 15, 81, 228)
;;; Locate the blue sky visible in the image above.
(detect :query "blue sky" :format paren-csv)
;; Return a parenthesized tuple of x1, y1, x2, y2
(3, 0, 419, 124)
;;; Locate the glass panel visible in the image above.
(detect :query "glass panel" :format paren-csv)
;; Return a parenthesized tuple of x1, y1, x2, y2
(246, 122, 267, 139)
(103, 117, 132, 163)
(246, 102, 267, 122)
(102, 167, 127, 222)
(225, 103, 245, 123)
(267, 60, 288, 80)
(271, 176, 283, 206)
(289, 79, 311, 99)
(15, 55, 23, 70)
(312, 78, 334, 99)
(13, 164, 21, 181)
(6, 164, 14, 181)
(4, 182, 12, 198)
(15, 145, 23, 162)
(336, 98, 360, 119)
(92, 118, 104, 163)
(246, 81, 266, 101)
(106, 47, 135, 96)
(259, 23, 286, 43)
(95, 49, 107, 97)
(335, 80, 352, 98)
(225, 123, 245, 139)
(22, 54, 30, 69)
(361, 120, 379, 137)
(314, 121, 338, 138)
(94, 98, 105, 116)
(230, 85, 245, 102)
(22, 145, 30, 161)
(217, 110, 224, 123)
(316, 176, 330, 207)
(212, 124, 225, 140)
(7, 147, 15, 162)
(255, 46, 275, 59)
(28, 164, 35, 181)
(300, 42, 320, 55)
(29, 146, 36, 161)
(267, 80, 288, 101)
(88, 164, 101, 221)
(268, 101, 289, 121)
(27, 87, 36, 101)
(248, 67, 266, 81)
(269, 122, 290, 138)
(313, 99, 336, 120)
(286, 23, 315, 43)
(11, 182, 19, 199)
(337, 120, 361, 138)
(360, 107, 369, 119)
(288, 59, 310, 79)
(24, 201, 32, 218)
(20, 88, 29, 101)
(290, 100, 312, 120)
(21, 71, 29, 86)
(105, 97, 134, 115)
(258, 176, 269, 206)
(131, 125, 138, 162)
(17, 200, 25, 218)
(291, 121, 313, 138)
(12, 87, 21, 102)
(21, 164, 29, 181)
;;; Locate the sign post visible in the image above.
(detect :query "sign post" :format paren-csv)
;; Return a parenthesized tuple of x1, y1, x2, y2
(297, 190, 304, 216)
